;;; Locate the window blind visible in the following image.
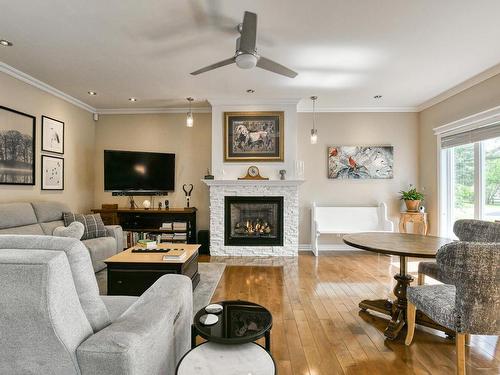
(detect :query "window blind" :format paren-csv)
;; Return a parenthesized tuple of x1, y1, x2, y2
(441, 122, 500, 149)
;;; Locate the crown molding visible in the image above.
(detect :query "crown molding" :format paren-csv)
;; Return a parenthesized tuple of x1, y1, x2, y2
(296, 105, 419, 113)
(0, 61, 96, 113)
(207, 97, 301, 106)
(417, 63, 500, 112)
(433, 104, 500, 135)
(97, 107, 212, 115)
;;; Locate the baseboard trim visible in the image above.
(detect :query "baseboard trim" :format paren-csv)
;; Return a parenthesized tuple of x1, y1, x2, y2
(299, 243, 361, 252)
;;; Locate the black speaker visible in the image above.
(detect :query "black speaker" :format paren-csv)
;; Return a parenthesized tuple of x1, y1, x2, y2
(198, 230, 210, 255)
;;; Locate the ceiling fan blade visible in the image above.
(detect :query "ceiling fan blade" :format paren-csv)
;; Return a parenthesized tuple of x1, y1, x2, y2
(190, 57, 235, 75)
(239, 11, 257, 52)
(256, 56, 298, 78)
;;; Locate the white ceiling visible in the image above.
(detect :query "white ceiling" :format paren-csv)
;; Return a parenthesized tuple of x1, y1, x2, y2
(1, 0, 500, 111)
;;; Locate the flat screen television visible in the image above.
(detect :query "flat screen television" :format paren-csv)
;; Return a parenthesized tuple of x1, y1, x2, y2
(104, 150, 175, 192)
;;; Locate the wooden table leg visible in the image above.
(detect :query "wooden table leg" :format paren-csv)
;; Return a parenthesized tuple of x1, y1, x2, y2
(385, 269, 413, 339)
(359, 255, 455, 340)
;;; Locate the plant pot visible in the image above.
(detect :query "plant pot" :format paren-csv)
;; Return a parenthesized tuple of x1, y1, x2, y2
(404, 200, 421, 212)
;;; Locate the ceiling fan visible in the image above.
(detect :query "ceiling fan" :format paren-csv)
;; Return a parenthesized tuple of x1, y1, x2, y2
(190, 11, 298, 78)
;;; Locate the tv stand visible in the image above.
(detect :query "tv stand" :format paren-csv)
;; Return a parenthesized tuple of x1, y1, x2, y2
(92, 207, 197, 244)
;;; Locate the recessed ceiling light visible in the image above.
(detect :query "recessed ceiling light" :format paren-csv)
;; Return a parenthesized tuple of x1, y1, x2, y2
(246, 89, 255, 93)
(88, 91, 97, 96)
(373, 95, 382, 99)
(0, 39, 13, 47)
(129, 97, 137, 102)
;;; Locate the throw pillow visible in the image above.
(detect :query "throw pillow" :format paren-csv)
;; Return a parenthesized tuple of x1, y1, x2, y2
(63, 212, 107, 240)
(53, 221, 85, 240)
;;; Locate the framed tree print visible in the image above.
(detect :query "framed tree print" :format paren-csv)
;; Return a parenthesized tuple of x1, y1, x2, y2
(42, 116, 64, 154)
(224, 111, 284, 162)
(41, 155, 64, 190)
(0, 105, 36, 185)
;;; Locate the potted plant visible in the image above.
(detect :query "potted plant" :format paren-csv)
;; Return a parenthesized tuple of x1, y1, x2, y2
(399, 185, 424, 212)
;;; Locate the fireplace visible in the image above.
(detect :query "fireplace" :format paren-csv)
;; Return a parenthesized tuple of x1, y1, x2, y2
(224, 196, 284, 246)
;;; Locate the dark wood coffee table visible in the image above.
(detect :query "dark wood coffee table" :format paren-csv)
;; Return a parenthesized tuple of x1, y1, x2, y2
(343, 232, 454, 340)
(104, 243, 200, 296)
(192, 300, 273, 352)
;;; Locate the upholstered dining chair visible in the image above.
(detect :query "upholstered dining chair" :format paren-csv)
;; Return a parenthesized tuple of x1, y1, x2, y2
(418, 219, 500, 285)
(406, 241, 500, 375)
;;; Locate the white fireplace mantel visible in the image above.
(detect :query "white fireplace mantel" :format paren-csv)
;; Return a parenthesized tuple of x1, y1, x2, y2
(202, 179, 305, 187)
(203, 179, 303, 256)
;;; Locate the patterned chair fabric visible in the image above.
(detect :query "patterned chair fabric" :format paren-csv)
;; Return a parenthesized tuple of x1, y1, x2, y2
(408, 241, 500, 335)
(453, 219, 500, 242)
(417, 219, 500, 283)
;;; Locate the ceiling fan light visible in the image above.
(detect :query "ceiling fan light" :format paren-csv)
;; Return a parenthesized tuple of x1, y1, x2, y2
(235, 53, 258, 69)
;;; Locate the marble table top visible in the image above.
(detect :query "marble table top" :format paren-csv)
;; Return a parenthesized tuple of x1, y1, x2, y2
(177, 342, 275, 375)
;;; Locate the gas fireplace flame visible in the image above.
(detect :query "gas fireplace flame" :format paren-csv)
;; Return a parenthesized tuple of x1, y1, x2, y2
(234, 219, 272, 235)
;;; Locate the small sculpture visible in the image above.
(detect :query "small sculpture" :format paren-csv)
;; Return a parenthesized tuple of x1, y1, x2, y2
(164, 199, 169, 209)
(158, 201, 162, 209)
(204, 168, 214, 180)
(142, 200, 151, 209)
(183, 184, 194, 208)
(279, 169, 286, 180)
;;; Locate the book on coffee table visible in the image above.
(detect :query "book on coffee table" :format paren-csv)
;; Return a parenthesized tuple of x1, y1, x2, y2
(163, 249, 187, 261)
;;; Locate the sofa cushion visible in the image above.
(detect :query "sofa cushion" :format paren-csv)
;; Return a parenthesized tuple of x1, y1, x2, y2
(83, 237, 117, 272)
(0, 224, 44, 235)
(40, 220, 65, 235)
(53, 222, 85, 240)
(0, 203, 37, 229)
(0, 235, 111, 332)
(0, 249, 94, 375)
(31, 201, 70, 223)
(64, 213, 106, 240)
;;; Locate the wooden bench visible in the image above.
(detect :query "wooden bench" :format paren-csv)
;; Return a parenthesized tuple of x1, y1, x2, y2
(311, 202, 394, 255)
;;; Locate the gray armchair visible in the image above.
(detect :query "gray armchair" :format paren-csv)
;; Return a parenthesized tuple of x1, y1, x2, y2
(0, 235, 192, 375)
(406, 241, 500, 375)
(418, 219, 500, 284)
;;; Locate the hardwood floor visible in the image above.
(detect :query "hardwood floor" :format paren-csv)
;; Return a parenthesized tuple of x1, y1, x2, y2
(199, 252, 500, 375)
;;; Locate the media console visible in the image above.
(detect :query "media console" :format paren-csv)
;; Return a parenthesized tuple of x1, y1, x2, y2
(91, 207, 197, 244)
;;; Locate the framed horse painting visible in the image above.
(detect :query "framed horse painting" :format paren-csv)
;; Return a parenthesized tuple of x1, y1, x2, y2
(224, 111, 284, 162)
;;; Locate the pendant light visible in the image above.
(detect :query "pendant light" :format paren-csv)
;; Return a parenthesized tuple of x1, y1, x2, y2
(310, 96, 318, 144)
(186, 97, 194, 127)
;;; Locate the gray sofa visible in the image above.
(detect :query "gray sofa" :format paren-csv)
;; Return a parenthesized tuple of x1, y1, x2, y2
(0, 235, 192, 375)
(0, 202, 123, 272)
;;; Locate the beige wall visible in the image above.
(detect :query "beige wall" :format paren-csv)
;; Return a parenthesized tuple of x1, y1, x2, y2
(0, 72, 95, 212)
(94, 113, 212, 230)
(297, 112, 419, 244)
(419, 73, 500, 234)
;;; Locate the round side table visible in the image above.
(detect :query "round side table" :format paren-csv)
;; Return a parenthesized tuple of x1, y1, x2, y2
(176, 342, 276, 375)
(192, 300, 273, 351)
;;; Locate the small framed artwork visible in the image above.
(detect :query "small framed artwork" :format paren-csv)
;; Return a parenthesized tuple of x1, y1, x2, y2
(42, 115, 64, 154)
(327, 145, 394, 179)
(0, 105, 36, 185)
(224, 111, 284, 162)
(41, 155, 64, 190)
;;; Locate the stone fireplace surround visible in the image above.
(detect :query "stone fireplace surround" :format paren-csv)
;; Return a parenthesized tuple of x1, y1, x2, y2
(202, 179, 304, 256)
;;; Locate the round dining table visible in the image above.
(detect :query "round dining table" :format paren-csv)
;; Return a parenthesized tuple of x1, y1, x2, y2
(343, 232, 454, 340)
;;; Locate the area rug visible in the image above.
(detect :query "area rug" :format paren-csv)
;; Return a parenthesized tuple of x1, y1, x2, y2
(95, 262, 226, 315)
(193, 262, 226, 314)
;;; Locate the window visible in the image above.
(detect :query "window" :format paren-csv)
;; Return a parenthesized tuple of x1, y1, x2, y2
(440, 129, 500, 237)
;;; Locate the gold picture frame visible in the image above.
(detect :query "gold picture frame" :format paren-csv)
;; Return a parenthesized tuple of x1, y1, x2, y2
(224, 111, 284, 162)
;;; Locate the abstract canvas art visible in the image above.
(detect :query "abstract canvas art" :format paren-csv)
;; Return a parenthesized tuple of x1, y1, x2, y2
(41, 155, 64, 190)
(42, 116, 64, 154)
(327, 146, 394, 179)
(0, 106, 36, 185)
(224, 112, 284, 162)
